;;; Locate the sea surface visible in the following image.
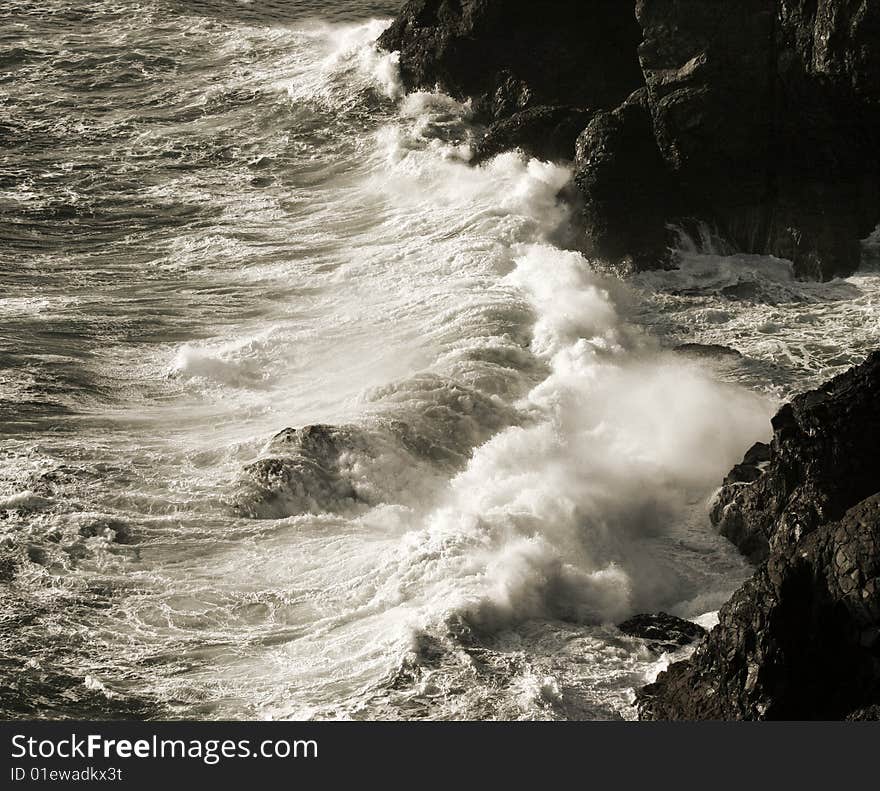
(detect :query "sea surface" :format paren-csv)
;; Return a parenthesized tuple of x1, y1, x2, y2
(2, 0, 879, 720)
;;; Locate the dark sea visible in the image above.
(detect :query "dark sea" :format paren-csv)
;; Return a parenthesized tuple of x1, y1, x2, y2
(2, 0, 878, 720)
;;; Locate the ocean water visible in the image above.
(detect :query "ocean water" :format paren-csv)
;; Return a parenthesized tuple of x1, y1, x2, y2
(1, 0, 878, 721)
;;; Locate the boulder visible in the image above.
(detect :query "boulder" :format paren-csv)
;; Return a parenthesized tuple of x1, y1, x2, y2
(618, 612, 707, 655)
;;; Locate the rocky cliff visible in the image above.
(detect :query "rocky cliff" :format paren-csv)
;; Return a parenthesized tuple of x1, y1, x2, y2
(379, 0, 880, 279)
(638, 352, 880, 720)
(377, 0, 643, 162)
(711, 352, 880, 562)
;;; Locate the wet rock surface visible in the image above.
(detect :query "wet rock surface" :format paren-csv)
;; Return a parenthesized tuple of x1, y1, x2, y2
(377, 0, 643, 162)
(618, 613, 707, 655)
(639, 493, 880, 720)
(473, 105, 597, 164)
(639, 352, 880, 720)
(574, 87, 675, 270)
(711, 351, 880, 562)
(379, 0, 880, 279)
(239, 424, 367, 517)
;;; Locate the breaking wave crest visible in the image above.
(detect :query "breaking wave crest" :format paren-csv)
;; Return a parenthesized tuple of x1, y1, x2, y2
(5, 5, 877, 721)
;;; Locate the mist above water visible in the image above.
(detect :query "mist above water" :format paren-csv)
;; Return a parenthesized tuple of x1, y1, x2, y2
(2, 1, 879, 721)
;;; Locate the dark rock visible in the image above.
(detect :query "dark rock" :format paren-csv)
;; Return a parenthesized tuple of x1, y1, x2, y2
(378, 1, 644, 162)
(722, 464, 764, 487)
(638, 352, 880, 720)
(634, 0, 880, 279)
(719, 442, 771, 487)
(639, 493, 880, 720)
(618, 612, 707, 655)
(672, 343, 744, 360)
(711, 351, 880, 562)
(378, 1, 643, 122)
(473, 105, 597, 163)
(742, 441, 771, 466)
(574, 88, 678, 269)
(379, 0, 880, 279)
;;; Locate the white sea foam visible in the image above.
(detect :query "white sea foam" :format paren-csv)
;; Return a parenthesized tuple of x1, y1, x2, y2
(631, 249, 880, 396)
(0, 490, 53, 511)
(357, 244, 771, 639)
(4, 9, 871, 723)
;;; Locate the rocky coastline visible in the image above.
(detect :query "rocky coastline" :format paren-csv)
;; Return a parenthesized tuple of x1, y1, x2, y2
(378, 1, 880, 720)
(639, 352, 880, 720)
(378, 0, 880, 279)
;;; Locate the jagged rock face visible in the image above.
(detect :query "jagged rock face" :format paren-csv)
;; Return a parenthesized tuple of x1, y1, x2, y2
(378, 0, 880, 279)
(473, 105, 597, 164)
(635, 0, 880, 279)
(574, 87, 677, 269)
(378, 0, 644, 160)
(711, 351, 880, 562)
(639, 352, 880, 720)
(639, 494, 880, 720)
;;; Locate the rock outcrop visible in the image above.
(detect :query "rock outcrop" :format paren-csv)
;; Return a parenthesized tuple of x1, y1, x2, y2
(573, 87, 676, 269)
(378, 0, 880, 279)
(639, 494, 880, 720)
(711, 351, 880, 562)
(634, 0, 880, 279)
(377, 0, 644, 161)
(638, 352, 880, 719)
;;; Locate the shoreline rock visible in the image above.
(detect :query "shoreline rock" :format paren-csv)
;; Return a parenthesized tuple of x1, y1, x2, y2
(711, 351, 880, 562)
(638, 352, 880, 720)
(378, 1, 643, 162)
(379, 0, 880, 279)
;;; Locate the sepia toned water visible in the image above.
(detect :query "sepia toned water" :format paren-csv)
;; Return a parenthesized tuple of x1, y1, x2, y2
(2, 0, 878, 720)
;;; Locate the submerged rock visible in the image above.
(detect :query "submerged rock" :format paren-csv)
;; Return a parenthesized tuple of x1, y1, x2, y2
(235, 379, 519, 519)
(639, 352, 880, 720)
(618, 613, 707, 655)
(672, 343, 744, 361)
(239, 425, 366, 518)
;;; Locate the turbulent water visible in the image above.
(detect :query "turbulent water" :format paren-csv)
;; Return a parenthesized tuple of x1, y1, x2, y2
(2, 0, 878, 721)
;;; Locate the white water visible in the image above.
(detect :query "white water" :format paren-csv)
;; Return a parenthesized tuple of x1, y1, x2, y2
(2, 7, 879, 721)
